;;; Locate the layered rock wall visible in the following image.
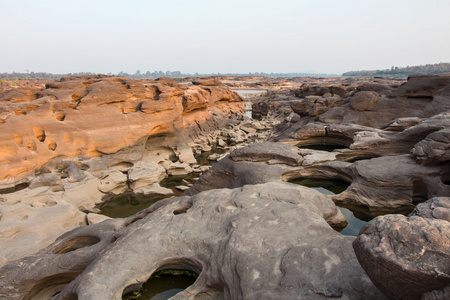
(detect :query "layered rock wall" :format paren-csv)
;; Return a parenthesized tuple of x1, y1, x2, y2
(0, 75, 244, 187)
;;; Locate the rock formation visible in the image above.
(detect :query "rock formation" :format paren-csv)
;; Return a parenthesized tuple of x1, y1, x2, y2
(0, 75, 243, 186)
(0, 182, 384, 300)
(1, 73, 450, 299)
(0, 75, 245, 267)
(184, 74, 450, 299)
(353, 197, 450, 300)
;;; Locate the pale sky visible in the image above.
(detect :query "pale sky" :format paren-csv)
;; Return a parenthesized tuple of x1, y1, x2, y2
(1, 0, 449, 75)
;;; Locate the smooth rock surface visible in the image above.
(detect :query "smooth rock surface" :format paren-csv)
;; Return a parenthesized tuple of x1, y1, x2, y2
(0, 182, 383, 300)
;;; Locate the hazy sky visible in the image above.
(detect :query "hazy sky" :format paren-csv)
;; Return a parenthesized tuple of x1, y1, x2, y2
(1, 0, 449, 75)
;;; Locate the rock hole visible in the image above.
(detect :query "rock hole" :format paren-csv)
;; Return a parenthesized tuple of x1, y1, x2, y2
(14, 135, 23, 145)
(412, 178, 429, 205)
(54, 111, 66, 121)
(22, 272, 81, 300)
(27, 140, 37, 151)
(135, 102, 144, 112)
(441, 173, 450, 186)
(173, 203, 193, 215)
(298, 143, 348, 152)
(60, 292, 78, 300)
(33, 126, 46, 142)
(52, 236, 101, 254)
(48, 141, 57, 151)
(297, 136, 352, 152)
(122, 269, 198, 300)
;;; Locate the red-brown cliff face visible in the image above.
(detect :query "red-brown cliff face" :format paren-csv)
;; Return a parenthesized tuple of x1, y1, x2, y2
(0, 75, 243, 184)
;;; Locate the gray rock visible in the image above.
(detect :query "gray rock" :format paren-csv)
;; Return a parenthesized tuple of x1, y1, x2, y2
(332, 155, 449, 214)
(290, 95, 347, 117)
(350, 91, 379, 111)
(393, 73, 450, 98)
(185, 143, 301, 196)
(411, 128, 450, 165)
(128, 162, 167, 192)
(0, 182, 383, 300)
(353, 213, 450, 300)
(28, 173, 62, 191)
(410, 197, 450, 222)
(98, 170, 128, 194)
(230, 142, 303, 166)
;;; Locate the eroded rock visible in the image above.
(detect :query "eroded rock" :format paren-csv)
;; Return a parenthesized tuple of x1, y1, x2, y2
(353, 212, 450, 300)
(0, 182, 383, 300)
(350, 91, 379, 111)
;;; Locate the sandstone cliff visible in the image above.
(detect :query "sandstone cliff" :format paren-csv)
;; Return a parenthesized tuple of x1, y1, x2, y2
(0, 75, 244, 188)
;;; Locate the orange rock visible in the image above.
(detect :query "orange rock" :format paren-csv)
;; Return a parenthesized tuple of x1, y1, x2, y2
(0, 76, 244, 183)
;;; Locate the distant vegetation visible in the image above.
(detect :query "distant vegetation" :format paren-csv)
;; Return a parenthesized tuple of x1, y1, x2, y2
(0, 70, 338, 80)
(343, 63, 450, 78)
(0, 72, 97, 80)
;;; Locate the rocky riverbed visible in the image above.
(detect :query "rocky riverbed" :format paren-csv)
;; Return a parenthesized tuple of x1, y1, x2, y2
(0, 74, 449, 299)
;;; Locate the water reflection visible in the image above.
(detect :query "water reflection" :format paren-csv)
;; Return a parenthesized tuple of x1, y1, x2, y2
(98, 174, 199, 218)
(288, 178, 368, 236)
(123, 270, 197, 300)
(232, 89, 267, 98)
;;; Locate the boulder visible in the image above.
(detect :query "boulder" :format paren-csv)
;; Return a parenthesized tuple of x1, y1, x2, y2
(128, 162, 167, 192)
(291, 95, 347, 117)
(98, 170, 128, 194)
(350, 91, 379, 111)
(353, 212, 450, 300)
(166, 162, 193, 176)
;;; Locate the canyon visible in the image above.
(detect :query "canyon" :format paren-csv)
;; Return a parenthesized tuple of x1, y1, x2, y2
(0, 74, 449, 299)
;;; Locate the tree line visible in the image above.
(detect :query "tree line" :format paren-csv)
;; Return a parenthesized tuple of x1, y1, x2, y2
(0, 70, 338, 80)
(0, 72, 97, 80)
(343, 63, 450, 78)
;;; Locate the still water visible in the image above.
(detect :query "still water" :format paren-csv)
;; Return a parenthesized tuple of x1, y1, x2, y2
(122, 270, 197, 300)
(232, 89, 267, 98)
(288, 178, 368, 236)
(98, 174, 199, 218)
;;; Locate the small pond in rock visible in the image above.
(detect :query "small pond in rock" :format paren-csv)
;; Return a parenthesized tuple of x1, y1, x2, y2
(298, 144, 349, 152)
(288, 178, 368, 236)
(98, 174, 199, 218)
(123, 270, 198, 300)
(194, 147, 227, 166)
(232, 89, 267, 98)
